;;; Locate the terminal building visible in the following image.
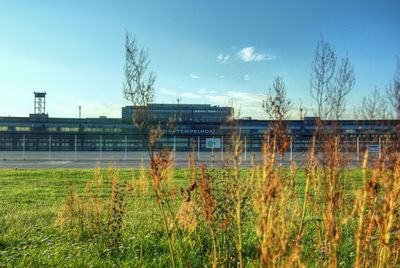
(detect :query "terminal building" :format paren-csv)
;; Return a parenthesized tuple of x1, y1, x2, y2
(0, 92, 398, 153)
(122, 104, 233, 123)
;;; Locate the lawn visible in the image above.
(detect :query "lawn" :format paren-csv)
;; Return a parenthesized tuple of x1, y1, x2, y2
(0, 161, 398, 267)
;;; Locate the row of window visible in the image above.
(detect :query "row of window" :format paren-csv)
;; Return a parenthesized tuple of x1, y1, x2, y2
(0, 125, 396, 135)
(148, 109, 229, 114)
(0, 126, 127, 132)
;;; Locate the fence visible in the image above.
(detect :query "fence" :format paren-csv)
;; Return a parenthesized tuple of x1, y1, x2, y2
(0, 134, 390, 163)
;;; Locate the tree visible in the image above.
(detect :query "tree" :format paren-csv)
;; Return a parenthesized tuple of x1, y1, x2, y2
(122, 32, 157, 152)
(310, 36, 356, 120)
(227, 97, 241, 120)
(386, 57, 400, 118)
(355, 87, 389, 120)
(262, 76, 292, 121)
(310, 36, 336, 119)
(262, 76, 292, 158)
(329, 55, 355, 120)
(123, 32, 156, 108)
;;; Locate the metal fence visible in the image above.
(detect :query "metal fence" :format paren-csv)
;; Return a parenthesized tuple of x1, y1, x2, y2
(0, 133, 389, 168)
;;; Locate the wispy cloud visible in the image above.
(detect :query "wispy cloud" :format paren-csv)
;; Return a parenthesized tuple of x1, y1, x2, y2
(182, 92, 201, 99)
(244, 74, 250, 81)
(216, 73, 224, 79)
(190, 73, 200, 79)
(217, 54, 230, 64)
(160, 87, 177, 96)
(198, 88, 216, 94)
(236, 47, 276, 62)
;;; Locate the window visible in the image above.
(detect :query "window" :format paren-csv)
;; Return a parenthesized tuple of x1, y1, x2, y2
(104, 128, 123, 133)
(83, 127, 103, 132)
(16, 127, 31, 131)
(60, 127, 79, 132)
(0, 126, 8, 131)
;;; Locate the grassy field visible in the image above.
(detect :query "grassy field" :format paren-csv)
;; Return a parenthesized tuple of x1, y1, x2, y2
(0, 147, 399, 267)
(0, 168, 188, 267)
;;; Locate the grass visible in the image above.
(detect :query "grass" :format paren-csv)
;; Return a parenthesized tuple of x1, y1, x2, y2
(0, 142, 399, 267)
(0, 168, 188, 267)
(0, 166, 363, 267)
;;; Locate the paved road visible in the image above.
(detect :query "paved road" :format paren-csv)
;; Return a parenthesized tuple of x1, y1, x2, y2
(0, 151, 369, 169)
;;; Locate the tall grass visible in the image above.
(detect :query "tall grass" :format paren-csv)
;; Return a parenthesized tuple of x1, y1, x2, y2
(56, 164, 129, 251)
(50, 130, 400, 267)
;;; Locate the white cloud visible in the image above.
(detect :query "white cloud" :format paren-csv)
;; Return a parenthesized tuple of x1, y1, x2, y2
(182, 92, 201, 99)
(190, 73, 200, 79)
(215, 73, 224, 79)
(217, 54, 230, 64)
(236, 47, 276, 62)
(198, 88, 216, 94)
(160, 87, 176, 96)
(244, 74, 250, 81)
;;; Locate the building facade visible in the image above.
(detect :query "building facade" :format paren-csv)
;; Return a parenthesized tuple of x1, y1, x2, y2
(122, 103, 233, 123)
(0, 111, 398, 153)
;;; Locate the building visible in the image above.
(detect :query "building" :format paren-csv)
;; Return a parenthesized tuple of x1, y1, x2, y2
(0, 114, 398, 152)
(122, 103, 233, 123)
(0, 93, 399, 153)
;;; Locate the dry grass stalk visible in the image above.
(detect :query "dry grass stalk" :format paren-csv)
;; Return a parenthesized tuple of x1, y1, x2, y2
(321, 135, 345, 267)
(107, 166, 127, 249)
(56, 164, 105, 238)
(177, 153, 199, 234)
(149, 149, 178, 268)
(354, 148, 400, 267)
(56, 164, 129, 251)
(199, 164, 218, 267)
(253, 135, 301, 267)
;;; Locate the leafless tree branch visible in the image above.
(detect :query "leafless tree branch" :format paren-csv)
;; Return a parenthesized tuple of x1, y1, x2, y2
(122, 32, 157, 157)
(329, 55, 355, 119)
(123, 32, 156, 107)
(262, 76, 292, 120)
(310, 36, 336, 119)
(356, 87, 389, 120)
(386, 57, 400, 118)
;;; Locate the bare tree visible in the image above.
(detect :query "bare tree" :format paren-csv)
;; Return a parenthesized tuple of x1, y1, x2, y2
(122, 32, 157, 153)
(262, 76, 292, 158)
(329, 55, 355, 119)
(310, 36, 336, 119)
(262, 76, 292, 120)
(123, 32, 156, 108)
(356, 87, 389, 120)
(227, 97, 241, 120)
(386, 57, 400, 118)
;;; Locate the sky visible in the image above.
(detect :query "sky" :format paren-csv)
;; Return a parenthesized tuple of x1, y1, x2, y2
(0, 0, 399, 119)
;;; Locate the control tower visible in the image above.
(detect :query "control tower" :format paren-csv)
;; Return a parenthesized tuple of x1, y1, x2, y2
(34, 92, 46, 114)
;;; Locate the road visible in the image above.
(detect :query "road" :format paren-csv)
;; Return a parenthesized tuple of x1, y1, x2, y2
(0, 151, 370, 169)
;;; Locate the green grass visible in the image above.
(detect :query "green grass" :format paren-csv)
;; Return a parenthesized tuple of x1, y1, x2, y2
(0, 168, 195, 267)
(0, 167, 367, 267)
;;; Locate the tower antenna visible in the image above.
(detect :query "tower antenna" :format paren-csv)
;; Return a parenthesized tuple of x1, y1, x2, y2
(34, 92, 46, 114)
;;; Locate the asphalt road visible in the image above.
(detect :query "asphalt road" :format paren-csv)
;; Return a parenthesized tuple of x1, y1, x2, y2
(0, 151, 369, 169)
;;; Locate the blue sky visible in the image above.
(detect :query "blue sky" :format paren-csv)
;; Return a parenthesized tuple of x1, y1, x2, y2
(0, 0, 399, 119)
